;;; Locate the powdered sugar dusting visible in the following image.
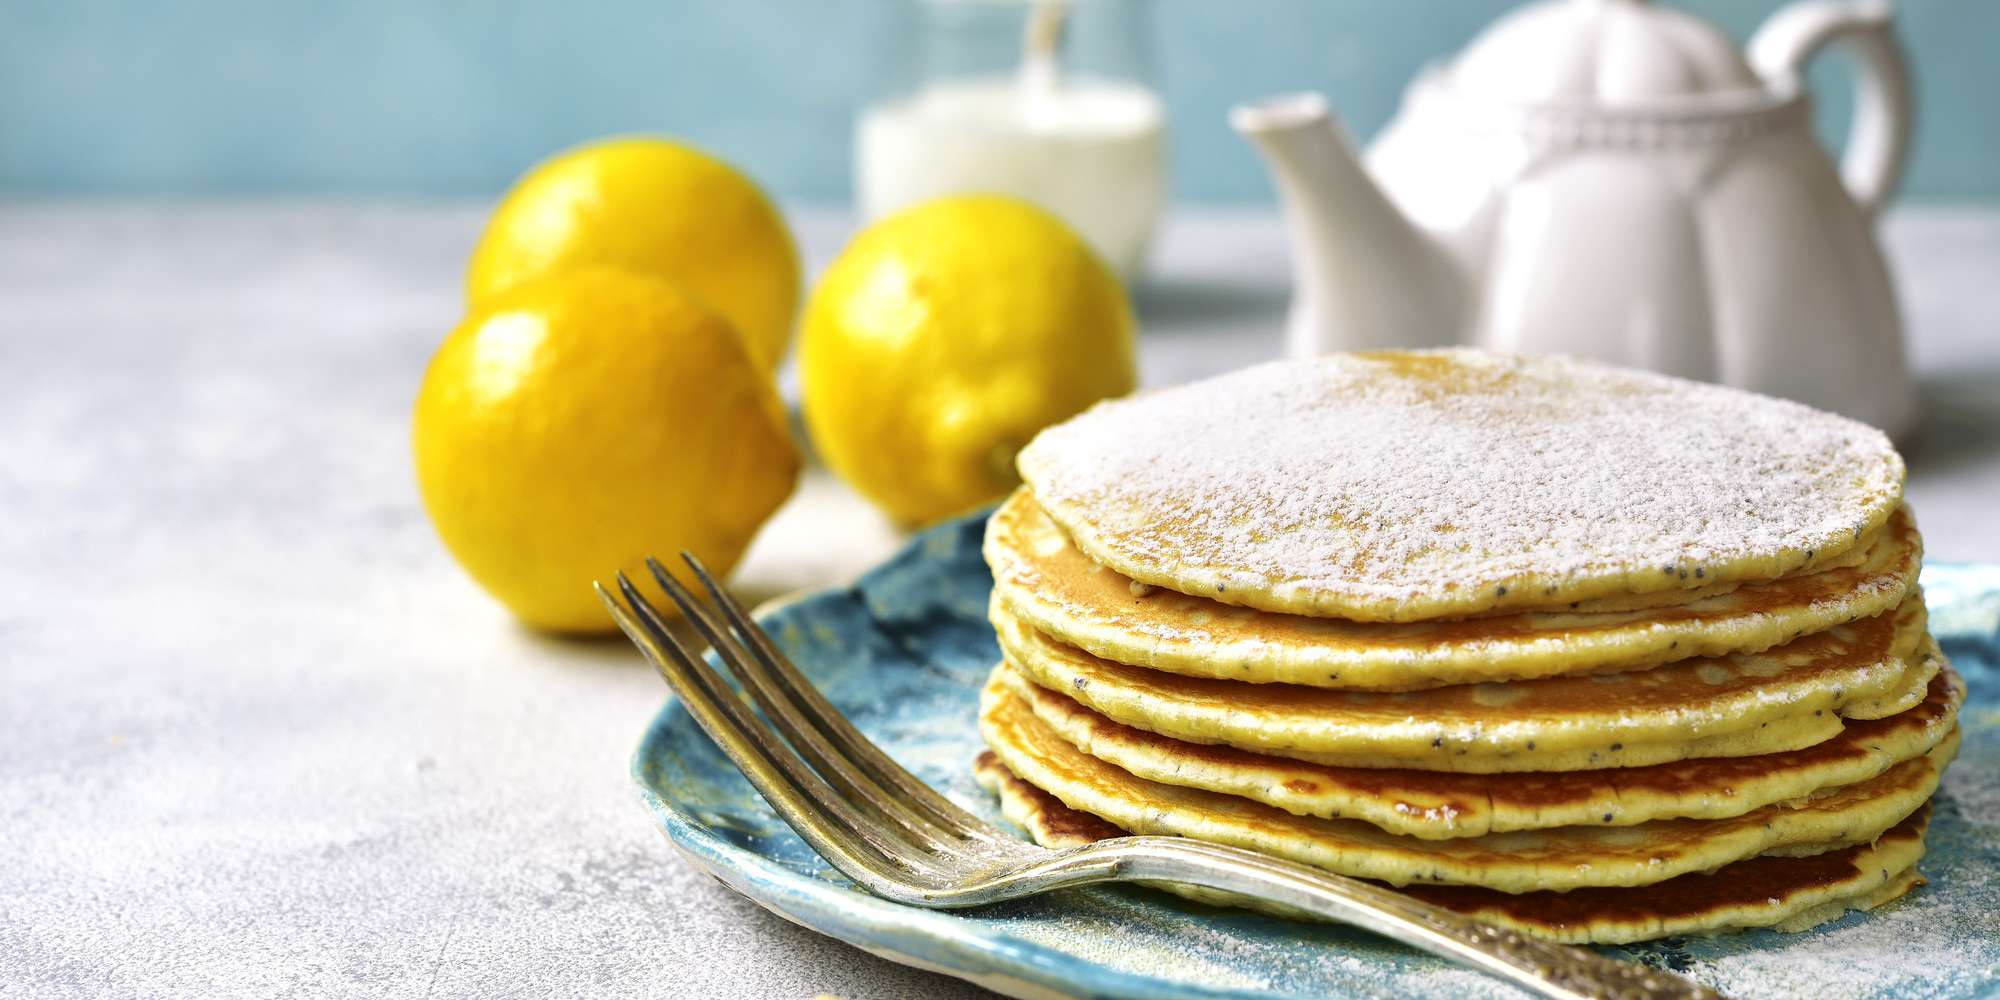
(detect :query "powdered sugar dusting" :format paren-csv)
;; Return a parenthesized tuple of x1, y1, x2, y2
(1019, 350, 1905, 620)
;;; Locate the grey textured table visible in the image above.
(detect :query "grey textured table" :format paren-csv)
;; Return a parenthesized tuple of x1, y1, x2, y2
(4, 203, 1997, 1000)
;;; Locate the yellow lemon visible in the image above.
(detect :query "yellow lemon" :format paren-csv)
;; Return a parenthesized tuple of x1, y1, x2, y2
(802, 196, 1137, 526)
(466, 137, 800, 372)
(414, 269, 798, 633)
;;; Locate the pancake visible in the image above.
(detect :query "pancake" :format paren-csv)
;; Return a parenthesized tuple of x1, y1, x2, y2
(1000, 661, 1961, 839)
(994, 595, 1930, 772)
(1016, 350, 1905, 621)
(1840, 637, 1945, 720)
(987, 489, 1920, 689)
(976, 677, 1951, 894)
(975, 747, 1932, 944)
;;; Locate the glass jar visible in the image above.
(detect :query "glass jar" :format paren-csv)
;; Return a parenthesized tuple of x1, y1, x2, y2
(855, 0, 1167, 279)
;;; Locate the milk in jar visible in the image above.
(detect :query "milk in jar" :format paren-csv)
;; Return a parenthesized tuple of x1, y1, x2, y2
(855, 0, 1166, 278)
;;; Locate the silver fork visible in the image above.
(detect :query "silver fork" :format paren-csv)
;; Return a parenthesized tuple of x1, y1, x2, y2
(600, 555, 1724, 1000)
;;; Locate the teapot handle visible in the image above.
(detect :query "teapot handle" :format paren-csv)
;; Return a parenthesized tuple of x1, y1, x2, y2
(1749, 0, 1911, 217)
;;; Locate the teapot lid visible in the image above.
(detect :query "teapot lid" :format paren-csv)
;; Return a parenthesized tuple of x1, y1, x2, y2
(1448, 0, 1760, 104)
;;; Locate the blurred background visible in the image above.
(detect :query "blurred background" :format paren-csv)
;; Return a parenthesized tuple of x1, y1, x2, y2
(6, 0, 1997, 202)
(9, 5, 2000, 998)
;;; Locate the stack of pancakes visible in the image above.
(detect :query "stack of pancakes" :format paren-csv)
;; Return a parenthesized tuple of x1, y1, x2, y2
(972, 350, 1959, 944)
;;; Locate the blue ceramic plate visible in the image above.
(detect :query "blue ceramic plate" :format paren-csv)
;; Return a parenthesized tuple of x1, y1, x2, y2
(633, 512, 2000, 999)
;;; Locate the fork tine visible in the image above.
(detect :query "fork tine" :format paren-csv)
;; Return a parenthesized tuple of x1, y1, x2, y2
(607, 573, 951, 882)
(645, 559, 982, 855)
(677, 553, 1014, 846)
(600, 575, 950, 893)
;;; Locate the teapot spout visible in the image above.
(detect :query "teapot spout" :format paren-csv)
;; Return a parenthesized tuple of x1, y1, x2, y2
(1231, 93, 1465, 355)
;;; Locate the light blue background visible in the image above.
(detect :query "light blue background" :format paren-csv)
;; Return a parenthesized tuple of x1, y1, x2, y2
(4, 1, 1995, 202)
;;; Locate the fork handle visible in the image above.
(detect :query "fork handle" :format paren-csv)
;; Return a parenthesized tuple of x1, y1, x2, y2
(1050, 836, 1724, 1000)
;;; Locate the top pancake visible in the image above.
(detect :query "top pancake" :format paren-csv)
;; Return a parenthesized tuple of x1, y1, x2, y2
(986, 489, 1920, 688)
(1017, 350, 1905, 621)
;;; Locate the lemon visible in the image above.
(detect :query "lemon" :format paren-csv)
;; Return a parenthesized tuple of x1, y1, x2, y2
(414, 268, 798, 633)
(466, 137, 800, 372)
(801, 196, 1137, 526)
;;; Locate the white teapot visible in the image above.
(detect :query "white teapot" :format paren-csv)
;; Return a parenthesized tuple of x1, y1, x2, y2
(1232, 0, 1916, 436)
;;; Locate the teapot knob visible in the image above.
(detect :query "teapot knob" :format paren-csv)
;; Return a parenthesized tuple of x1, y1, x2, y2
(1749, 0, 1912, 216)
